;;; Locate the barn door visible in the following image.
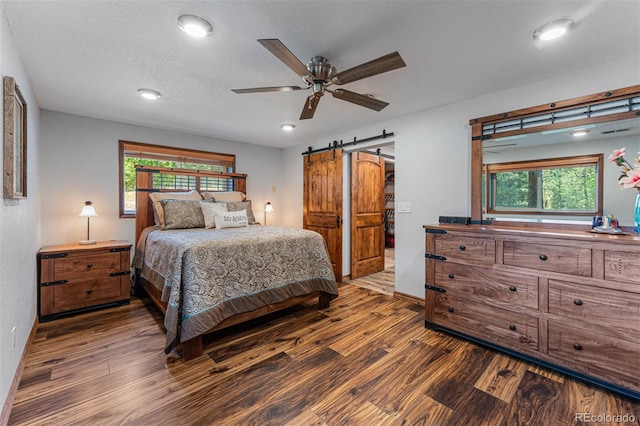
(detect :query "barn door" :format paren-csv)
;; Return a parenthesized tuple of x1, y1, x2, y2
(303, 149, 343, 282)
(350, 151, 385, 279)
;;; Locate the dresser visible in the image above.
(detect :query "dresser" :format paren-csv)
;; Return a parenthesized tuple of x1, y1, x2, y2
(424, 224, 640, 400)
(38, 240, 132, 322)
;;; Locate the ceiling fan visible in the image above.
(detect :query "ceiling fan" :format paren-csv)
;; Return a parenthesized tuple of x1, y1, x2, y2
(231, 39, 406, 120)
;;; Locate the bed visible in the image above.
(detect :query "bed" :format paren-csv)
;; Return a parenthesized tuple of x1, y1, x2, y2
(132, 166, 339, 360)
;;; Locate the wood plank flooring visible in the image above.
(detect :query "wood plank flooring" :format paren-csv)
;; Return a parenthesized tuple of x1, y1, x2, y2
(9, 281, 639, 425)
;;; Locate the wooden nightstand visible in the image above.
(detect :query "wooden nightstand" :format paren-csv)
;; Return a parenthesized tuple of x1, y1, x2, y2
(37, 240, 132, 322)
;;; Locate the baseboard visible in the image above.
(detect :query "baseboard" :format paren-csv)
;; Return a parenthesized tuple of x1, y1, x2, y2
(1, 316, 38, 426)
(393, 290, 424, 305)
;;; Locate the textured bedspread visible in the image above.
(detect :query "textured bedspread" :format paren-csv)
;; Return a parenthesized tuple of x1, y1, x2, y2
(133, 226, 338, 353)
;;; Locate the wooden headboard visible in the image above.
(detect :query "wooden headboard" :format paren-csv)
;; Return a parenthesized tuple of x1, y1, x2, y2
(134, 165, 248, 243)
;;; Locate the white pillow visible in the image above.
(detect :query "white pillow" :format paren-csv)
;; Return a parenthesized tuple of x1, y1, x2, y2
(200, 201, 228, 229)
(148, 190, 202, 227)
(200, 191, 246, 202)
(214, 209, 249, 229)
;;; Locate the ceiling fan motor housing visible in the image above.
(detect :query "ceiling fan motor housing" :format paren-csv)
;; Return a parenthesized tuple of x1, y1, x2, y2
(307, 56, 336, 82)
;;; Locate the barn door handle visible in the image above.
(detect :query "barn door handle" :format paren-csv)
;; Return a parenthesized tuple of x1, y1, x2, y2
(337, 215, 341, 228)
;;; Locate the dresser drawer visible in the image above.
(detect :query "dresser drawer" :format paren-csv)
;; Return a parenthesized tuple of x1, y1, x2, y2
(49, 277, 124, 312)
(435, 263, 538, 309)
(434, 235, 495, 263)
(604, 250, 640, 285)
(549, 280, 640, 341)
(434, 293, 538, 351)
(503, 241, 591, 276)
(548, 321, 640, 392)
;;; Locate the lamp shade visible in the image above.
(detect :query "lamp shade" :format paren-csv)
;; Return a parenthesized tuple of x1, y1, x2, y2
(79, 201, 98, 217)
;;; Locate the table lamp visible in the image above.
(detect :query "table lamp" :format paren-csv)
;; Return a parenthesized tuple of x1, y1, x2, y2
(79, 201, 98, 245)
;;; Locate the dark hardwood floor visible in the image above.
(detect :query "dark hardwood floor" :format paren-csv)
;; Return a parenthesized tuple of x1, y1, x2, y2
(9, 281, 639, 425)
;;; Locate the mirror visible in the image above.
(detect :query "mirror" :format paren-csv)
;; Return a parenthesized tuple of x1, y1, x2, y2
(469, 84, 640, 228)
(482, 117, 640, 225)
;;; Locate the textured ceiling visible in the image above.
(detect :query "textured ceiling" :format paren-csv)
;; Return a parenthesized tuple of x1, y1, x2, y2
(3, 1, 639, 148)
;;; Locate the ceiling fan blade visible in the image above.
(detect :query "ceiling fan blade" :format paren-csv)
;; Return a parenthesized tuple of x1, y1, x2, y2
(331, 89, 389, 111)
(332, 51, 406, 85)
(231, 86, 305, 94)
(258, 39, 310, 77)
(300, 95, 321, 120)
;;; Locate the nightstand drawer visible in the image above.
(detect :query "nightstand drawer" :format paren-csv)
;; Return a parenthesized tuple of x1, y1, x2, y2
(503, 241, 591, 276)
(54, 252, 121, 281)
(50, 277, 123, 312)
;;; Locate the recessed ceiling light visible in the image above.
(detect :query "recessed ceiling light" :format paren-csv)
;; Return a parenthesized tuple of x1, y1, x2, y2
(177, 14, 212, 38)
(137, 88, 162, 100)
(281, 123, 295, 131)
(571, 129, 590, 137)
(533, 19, 574, 41)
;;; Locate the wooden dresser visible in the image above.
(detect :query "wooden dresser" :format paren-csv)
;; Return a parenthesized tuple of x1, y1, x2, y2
(38, 241, 132, 322)
(424, 224, 640, 400)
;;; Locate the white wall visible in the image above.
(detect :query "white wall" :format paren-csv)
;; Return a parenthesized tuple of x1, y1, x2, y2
(39, 111, 286, 246)
(282, 55, 640, 298)
(0, 9, 41, 413)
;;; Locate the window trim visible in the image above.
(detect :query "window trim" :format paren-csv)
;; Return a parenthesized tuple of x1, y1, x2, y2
(119, 140, 236, 218)
(484, 154, 603, 216)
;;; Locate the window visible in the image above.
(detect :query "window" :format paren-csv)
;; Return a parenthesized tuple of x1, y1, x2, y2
(484, 154, 603, 216)
(119, 141, 236, 217)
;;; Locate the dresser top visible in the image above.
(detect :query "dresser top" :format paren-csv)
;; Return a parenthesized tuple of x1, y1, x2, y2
(424, 224, 640, 247)
(39, 240, 132, 255)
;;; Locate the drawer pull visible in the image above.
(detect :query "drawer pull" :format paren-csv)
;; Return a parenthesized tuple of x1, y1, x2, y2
(459, 245, 466, 251)
(447, 307, 454, 313)
(508, 324, 516, 331)
(573, 299, 583, 306)
(539, 254, 547, 261)
(87, 289, 93, 295)
(87, 263, 93, 269)
(509, 286, 517, 292)
(573, 343, 582, 351)
(448, 273, 454, 279)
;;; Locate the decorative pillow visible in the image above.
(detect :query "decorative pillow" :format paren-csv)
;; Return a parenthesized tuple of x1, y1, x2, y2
(149, 190, 202, 227)
(225, 200, 258, 225)
(200, 201, 228, 229)
(160, 199, 206, 230)
(200, 191, 246, 202)
(214, 209, 249, 229)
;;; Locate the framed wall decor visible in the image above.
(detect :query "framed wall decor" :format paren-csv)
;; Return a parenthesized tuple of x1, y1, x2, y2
(3, 76, 27, 199)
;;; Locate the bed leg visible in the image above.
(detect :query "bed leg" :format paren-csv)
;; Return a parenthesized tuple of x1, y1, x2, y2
(319, 292, 330, 309)
(183, 337, 203, 361)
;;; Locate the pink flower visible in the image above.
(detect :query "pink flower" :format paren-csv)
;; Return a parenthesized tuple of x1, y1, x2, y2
(608, 147, 626, 162)
(619, 168, 640, 190)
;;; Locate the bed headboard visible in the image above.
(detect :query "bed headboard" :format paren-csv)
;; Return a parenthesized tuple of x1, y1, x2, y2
(135, 165, 248, 243)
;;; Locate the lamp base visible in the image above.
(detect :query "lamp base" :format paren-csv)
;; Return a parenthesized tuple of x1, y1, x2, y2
(79, 240, 97, 245)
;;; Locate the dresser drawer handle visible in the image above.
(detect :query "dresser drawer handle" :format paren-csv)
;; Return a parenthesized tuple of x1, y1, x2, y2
(86, 289, 93, 295)
(87, 263, 93, 269)
(459, 245, 466, 251)
(508, 324, 516, 331)
(539, 254, 547, 261)
(573, 299, 583, 306)
(447, 307, 454, 313)
(448, 273, 454, 279)
(573, 343, 582, 351)
(509, 286, 517, 292)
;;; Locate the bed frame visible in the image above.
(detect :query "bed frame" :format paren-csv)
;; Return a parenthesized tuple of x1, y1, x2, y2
(133, 165, 331, 360)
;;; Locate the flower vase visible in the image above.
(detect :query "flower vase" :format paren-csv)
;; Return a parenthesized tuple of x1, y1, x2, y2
(635, 191, 640, 234)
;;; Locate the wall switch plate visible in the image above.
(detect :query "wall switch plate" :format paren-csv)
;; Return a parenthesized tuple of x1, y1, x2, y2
(397, 202, 411, 213)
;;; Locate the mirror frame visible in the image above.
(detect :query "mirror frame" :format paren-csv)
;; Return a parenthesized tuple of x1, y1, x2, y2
(469, 84, 640, 225)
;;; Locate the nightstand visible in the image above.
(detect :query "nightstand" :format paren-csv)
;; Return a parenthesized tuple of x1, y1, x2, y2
(37, 240, 132, 322)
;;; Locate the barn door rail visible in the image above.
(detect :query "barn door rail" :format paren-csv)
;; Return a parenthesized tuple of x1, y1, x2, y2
(301, 129, 394, 156)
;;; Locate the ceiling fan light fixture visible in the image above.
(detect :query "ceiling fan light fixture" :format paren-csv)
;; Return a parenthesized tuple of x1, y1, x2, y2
(533, 19, 574, 41)
(137, 88, 162, 100)
(281, 123, 295, 132)
(177, 14, 212, 38)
